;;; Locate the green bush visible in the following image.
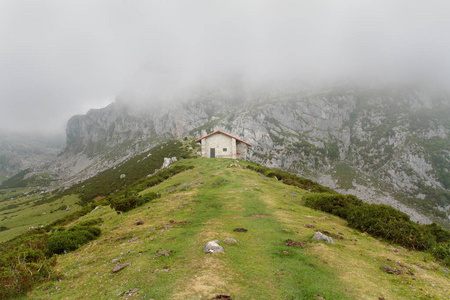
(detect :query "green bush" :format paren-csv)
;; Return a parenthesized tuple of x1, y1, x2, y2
(303, 192, 450, 263)
(46, 225, 101, 255)
(345, 204, 436, 250)
(424, 223, 450, 243)
(246, 164, 335, 193)
(430, 242, 450, 267)
(303, 193, 363, 219)
(109, 192, 159, 213)
(0, 232, 56, 299)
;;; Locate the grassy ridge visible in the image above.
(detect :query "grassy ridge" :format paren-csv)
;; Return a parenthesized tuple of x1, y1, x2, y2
(2, 158, 449, 299)
(20, 159, 450, 299)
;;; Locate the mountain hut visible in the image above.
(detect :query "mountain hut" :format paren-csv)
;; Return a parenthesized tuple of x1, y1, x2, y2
(195, 130, 252, 160)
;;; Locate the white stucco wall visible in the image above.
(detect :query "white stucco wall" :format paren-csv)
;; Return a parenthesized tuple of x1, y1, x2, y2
(236, 142, 248, 160)
(199, 132, 250, 160)
(203, 133, 235, 158)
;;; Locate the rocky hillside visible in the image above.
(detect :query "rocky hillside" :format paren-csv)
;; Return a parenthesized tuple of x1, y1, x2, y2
(45, 86, 450, 227)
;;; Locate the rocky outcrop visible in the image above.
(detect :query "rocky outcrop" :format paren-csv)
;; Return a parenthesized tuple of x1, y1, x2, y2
(46, 86, 449, 226)
(162, 157, 177, 169)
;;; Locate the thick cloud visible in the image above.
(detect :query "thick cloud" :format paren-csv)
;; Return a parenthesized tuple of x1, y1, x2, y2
(1, 1, 450, 133)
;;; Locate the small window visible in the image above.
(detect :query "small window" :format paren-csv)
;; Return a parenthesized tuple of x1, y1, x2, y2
(223, 148, 227, 152)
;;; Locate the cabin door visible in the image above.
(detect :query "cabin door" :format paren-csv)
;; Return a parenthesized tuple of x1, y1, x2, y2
(210, 148, 215, 158)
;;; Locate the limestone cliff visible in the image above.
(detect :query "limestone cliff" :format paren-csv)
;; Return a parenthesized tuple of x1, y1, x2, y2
(54, 86, 450, 226)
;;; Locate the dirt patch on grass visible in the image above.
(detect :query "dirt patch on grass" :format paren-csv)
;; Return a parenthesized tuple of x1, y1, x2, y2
(249, 214, 270, 218)
(171, 256, 237, 300)
(210, 295, 232, 299)
(285, 239, 306, 248)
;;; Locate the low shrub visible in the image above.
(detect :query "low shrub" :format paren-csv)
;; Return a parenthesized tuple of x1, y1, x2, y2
(424, 223, 450, 243)
(430, 242, 450, 267)
(347, 205, 435, 250)
(0, 232, 56, 299)
(46, 225, 101, 255)
(303, 193, 450, 263)
(109, 192, 159, 213)
(303, 193, 363, 219)
(246, 164, 335, 193)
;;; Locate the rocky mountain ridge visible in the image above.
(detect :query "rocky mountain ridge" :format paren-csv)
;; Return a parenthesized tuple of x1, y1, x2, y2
(24, 86, 450, 226)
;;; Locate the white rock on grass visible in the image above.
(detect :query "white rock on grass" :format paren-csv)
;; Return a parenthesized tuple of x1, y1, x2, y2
(203, 240, 225, 254)
(312, 232, 335, 245)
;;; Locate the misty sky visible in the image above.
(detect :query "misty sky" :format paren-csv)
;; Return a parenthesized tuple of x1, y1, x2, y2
(1, 1, 450, 134)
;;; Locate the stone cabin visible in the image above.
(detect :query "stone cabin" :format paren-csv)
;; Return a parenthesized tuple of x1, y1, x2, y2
(195, 130, 252, 160)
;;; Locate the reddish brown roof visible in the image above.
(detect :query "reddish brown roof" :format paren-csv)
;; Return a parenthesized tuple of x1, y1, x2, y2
(195, 130, 252, 146)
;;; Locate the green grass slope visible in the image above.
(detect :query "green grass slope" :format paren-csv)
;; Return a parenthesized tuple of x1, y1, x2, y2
(21, 159, 449, 299)
(0, 138, 197, 243)
(0, 189, 82, 243)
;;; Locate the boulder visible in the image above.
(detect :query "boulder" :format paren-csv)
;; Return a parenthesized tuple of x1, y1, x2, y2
(312, 231, 335, 245)
(203, 240, 225, 254)
(161, 157, 178, 169)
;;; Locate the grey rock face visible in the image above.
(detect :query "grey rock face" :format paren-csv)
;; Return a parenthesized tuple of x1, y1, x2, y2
(40, 86, 449, 227)
(203, 240, 225, 254)
(162, 157, 177, 169)
(312, 232, 335, 245)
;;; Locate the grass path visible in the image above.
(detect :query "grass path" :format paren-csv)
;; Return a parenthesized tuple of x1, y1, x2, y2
(24, 159, 449, 299)
(167, 163, 351, 299)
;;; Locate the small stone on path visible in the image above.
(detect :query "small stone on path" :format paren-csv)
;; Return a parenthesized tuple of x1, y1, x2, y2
(203, 240, 225, 254)
(380, 266, 403, 275)
(156, 250, 172, 257)
(112, 262, 131, 273)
